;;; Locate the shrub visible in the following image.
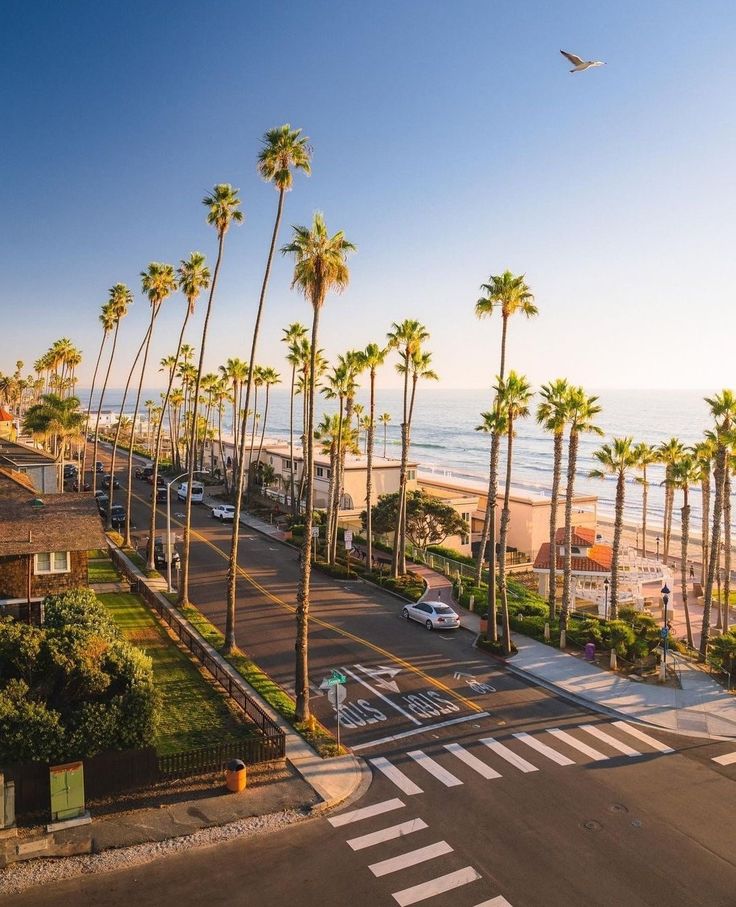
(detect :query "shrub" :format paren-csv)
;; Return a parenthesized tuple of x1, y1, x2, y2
(313, 560, 358, 581)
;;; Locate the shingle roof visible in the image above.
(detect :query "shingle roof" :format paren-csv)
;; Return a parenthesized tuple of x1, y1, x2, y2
(0, 494, 106, 556)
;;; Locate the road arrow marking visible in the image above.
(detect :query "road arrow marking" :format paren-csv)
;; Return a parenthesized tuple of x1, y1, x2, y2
(453, 671, 475, 680)
(356, 664, 401, 693)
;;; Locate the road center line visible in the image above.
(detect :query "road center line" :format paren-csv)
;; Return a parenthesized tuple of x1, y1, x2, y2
(352, 712, 491, 751)
(341, 667, 422, 726)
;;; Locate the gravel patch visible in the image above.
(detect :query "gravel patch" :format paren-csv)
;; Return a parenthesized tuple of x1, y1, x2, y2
(0, 807, 311, 897)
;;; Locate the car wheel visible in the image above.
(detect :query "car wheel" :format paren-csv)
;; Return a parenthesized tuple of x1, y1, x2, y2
(402, 607, 409, 620)
(219, 514, 224, 521)
(425, 620, 433, 631)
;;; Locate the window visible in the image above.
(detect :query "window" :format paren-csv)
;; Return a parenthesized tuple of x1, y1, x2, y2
(315, 466, 331, 479)
(407, 469, 416, 480)
(34, 551, 70, 574)
(282, 459, 292, 471)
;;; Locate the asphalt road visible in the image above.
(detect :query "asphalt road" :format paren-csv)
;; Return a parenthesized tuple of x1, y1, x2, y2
(16, 447, 732, 906)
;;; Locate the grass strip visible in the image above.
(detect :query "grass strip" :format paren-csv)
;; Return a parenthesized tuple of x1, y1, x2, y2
(88, 557, 120, 584)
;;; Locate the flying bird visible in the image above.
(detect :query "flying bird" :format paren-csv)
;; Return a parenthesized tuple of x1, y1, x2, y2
(560, 50, 606, 73)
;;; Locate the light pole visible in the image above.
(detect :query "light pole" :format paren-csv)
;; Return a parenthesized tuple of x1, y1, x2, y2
(656, 536, 660, 562)
(660, 582, 670, 682)
(164, 470, 206, 594)
(603, 576, 610, 621)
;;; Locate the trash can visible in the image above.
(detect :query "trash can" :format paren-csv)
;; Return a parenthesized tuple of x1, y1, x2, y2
(584, 641, 596, 662)
(225, 759, 247, 793)
(480, 610, 489, 636)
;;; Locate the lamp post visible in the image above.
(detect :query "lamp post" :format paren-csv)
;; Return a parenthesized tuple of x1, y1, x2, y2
(635, 528, 639, 556)
(603, 576, 610, 621)
(660, 582, 670, 682)
(165, 470, 206, 594)
(656, 536, 660, 562)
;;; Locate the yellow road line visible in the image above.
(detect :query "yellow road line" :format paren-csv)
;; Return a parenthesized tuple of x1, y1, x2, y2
(135, 491, 482, 713)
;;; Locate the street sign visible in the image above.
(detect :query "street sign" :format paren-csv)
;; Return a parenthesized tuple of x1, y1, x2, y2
(327, 684, 346, 709)
(322, 669, 346, 687)
(319, 669, 347, 749)
(344, 530, 353, 551)
(660, 627, 669, 638)
(311, 526, 320, 539)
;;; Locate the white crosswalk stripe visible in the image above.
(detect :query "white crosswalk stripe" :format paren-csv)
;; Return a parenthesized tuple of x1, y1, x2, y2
(612, 720, 675, 753)
(444, 742, 502, 779)
(347, 818, 428, 851)
(474, 898, 514, 907)
(370, 756, 423, 795)
(712, 751, 736, 766)
(369, 840, 453, 877)
(546, 728, 609, 761)
(513, 731, 575, 766)
(392, 866, 482, 905)
(329, 798, 405, 828)
(579, 724, 641, 757)
(480, 737, 538, 773)
(407, 749, 463, 787)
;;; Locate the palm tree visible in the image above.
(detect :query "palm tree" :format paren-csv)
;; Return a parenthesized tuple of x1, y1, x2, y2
(80, 301, 115, 489)
(322, 361, 350, 562)
(144, 399, 156, 453)
(363, 344, 388, 569)
(146, 252, 210, 569)
(536, 379, 571, 619)
(590, 437, 638, 620)
(379, 412, 391, 458)
(473, 270, 537, 587)
(386, 320, 429, 578)
(282, 324, 308, 515)
(331, 350, 365, 563)
(476, 408, 507, 642)
(658, 437, 686, 565)
(245, 367, 265, 492)
(169, 387, 185, 470)
(633, 442, 658, 558)
(721, 443, 734, 633)
(23, 394, 85, 486)
(219, 357, 249, 485)
(90, 284, 132, 495)
(121, 262, 177, 546)
(179, 184, 243, 607)
(254, 366, 281, 483)
(560, 388, 603, 636)
(497, 372, 533, 653)
(672, 453, 700, 647)
(693, 439, 715, 585)
(281, 212, 355, 721)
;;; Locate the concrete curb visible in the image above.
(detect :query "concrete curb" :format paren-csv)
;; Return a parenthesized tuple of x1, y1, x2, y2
(307, 754, 373, 815)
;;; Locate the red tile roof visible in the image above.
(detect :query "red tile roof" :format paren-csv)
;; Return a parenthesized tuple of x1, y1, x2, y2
(534, 541, 612, 573)
(0, 407, 13, 421)
(554, 526, 596, 546)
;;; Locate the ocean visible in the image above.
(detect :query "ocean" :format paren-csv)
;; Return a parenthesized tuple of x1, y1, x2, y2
(81, 387, 720, 534)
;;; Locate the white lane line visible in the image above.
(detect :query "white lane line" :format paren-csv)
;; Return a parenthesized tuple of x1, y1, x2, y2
(342, 667, 422, 726)
(370, 757, 423, 795)
(347, 818, 428, 851)
(612, 720, 675, 753)
(407, 750, 463, 787)
(392, 866, 482, 906)
(480, 737, 538, 773)
(328, 798, 405, 828)
(547, 728, 608, 762)
(473, 898, 514, 906)
(513, 732, 575, 766)
(579, 724, 640, 757)
(369, 840, 453, 877)
(712, 751, 736, 766)
(444, 742, 502, 779)
(352, 712, 490, 752)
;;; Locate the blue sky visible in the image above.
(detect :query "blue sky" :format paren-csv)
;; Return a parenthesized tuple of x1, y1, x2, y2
(3, 0, 735, 390)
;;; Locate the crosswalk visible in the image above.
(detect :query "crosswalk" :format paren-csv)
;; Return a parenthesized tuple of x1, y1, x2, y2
(712, 750, 736, 766)
(329, 797, 509, 906)
(369, 720, 674, 794)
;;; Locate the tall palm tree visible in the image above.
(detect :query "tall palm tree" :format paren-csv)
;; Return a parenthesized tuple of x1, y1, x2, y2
(560, 388, 603, 635)
(693, 439, 715, 584)
(590, 437, 638, 620)
(121, 262, 177, 546)
(473, 270, 537, 587)
(701, 391, 736, 660)
(254, 366, 281, 483)
(282, 324, 308, 515)
(90, 284, 132, 495)
(386, 320, 429, 578)
(169, 387, 185, 470)
(476, 408, 507, 642)
(379, 412, 391, 458)
(672, 453, 700, 647)
(146, 252, 210, 569)
(363, 343, 388, 569)
(536, 378, 571, 619)
(497, 372, 533, 653)
(658, 437, 685, 565)
(633, 442, 658, 558)
(322, 361, 350, 562)
(721, 443, 734, 633)
(23, 393, 85, 486)
(179, 185, 243, 607)
(225, 126, 311, 647)
(281, 212, 355, 721)
(331, 350, 365, 563)
(80, 301, 115, 489)
(245, 367, 265, 492)
(219, 357, 248, 485)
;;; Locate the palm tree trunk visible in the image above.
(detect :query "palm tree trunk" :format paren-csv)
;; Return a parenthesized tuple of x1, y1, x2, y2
(255, 385, 271, 490)
(124, 305, 160, 547)
(499, 416, 514, 654)
(547, 431, 563, 619)
(245, 385, 260, 497)
(681, 492, 694, 647)
(331, 396, 349, 564)
(295, 301, 320, 723)
(225, 188, 285, 652)
(146, 309, 190, 568)
(179, 234, 225, 607)
(561, 430, 580, 631)
(217, 403, 229, 494)
(288, 363, 297, 515)
(383, 421, 387, 458)
(609, 471, 625, 620)
(701, 443, 726, 660)
(722, 470, 731, 632)
(391, 362, 409, 578)
(91, 322, 121, 496)
(485, 433, 501, 643)
(81, 329, 108, 492)
(641, 468, 648, 558)
(702, 472, 711, 583)
(366, 368, 376, 570)
(296, 369, 308, 510)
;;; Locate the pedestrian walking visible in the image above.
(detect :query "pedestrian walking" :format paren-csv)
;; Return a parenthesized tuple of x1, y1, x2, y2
(689, 564, 695, 581)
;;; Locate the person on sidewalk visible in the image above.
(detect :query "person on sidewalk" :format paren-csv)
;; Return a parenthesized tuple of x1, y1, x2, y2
(689, 564, 695, 581)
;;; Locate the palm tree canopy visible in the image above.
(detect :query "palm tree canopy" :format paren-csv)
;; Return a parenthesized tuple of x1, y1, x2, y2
(203, 184, 244, 238)
(281, 212, 355, 309)
(282, 322, 308, 346)
(107, 283, 133, 322)
(387, 320, 429, 359)
(671, 453, 701, 491)
(177, 251, 211, 312)
(495, 371, 532, 423)
(475, 270, 537, 321)
(536, 378, 571, 435)
(141, 262, 177, 309)
(258, 124, 312, 192)
(99, 302, 117, 333)
(363, 342, 388, 373)
(567, 386, 604, 436)
(476, 408, 508, 435)
(589, 436, 638, 479)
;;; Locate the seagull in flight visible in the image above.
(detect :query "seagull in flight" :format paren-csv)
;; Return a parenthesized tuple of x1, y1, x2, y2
(560, 50, 606, 73)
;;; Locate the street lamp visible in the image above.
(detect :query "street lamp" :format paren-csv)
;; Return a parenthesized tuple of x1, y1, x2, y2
(656, 536, 660, 562)
(603, 576, 610, 621)
(164, 470, 206, 594)
(660, 582, 670, 682)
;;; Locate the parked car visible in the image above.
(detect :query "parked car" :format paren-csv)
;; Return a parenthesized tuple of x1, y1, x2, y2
(96, 493, 109, 514)
(211, 504, 235, 521)
(154, 487, 167, 503)
(178, 481, 204, 503)
(154, 537, 180, 569)
(156, 475, 167, 488)
(63, 464, 78, 477)
(401, 600, 460, 631)
(102, 473, 120, 490)
(135, 464, 154, 481)
(108, 504, 125, 530)
(95, 461, 104, 474)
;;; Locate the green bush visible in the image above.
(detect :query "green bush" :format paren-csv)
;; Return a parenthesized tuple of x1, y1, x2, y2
(426, 545, 476, 567)
(313, 560, 358, 580)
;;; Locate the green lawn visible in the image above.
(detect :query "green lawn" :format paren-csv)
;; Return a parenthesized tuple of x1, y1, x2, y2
(88, 557, 120, 584)
(99, 592, 255, 754)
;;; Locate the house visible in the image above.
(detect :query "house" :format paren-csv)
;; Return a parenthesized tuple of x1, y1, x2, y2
(0, 437, 59, 493)
(0, 407, 15, 441)
(0, 470, 106, 615)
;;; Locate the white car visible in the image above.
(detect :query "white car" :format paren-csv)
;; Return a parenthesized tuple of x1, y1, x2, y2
(211, 504, 236, 521)
(402, 600, 461, 631)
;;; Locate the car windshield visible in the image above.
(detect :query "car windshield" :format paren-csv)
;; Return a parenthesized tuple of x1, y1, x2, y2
(434, 605, 454, 614)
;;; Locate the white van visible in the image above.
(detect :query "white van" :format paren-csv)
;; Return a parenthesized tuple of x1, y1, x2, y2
(177, 481, 204, 503)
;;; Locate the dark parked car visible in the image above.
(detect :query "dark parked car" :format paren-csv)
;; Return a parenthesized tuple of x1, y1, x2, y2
(102, 474, 120, 490)
(63, 464, 78, 477)
(135, 464, 154, 481)
(96, 493, 109, 514)
(156, 475, 167, 488)
(154, 537, 180, 569)
(95, 461, 104, 474)
(155, 487, 167, 503)
(108, 504, 125, 529)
